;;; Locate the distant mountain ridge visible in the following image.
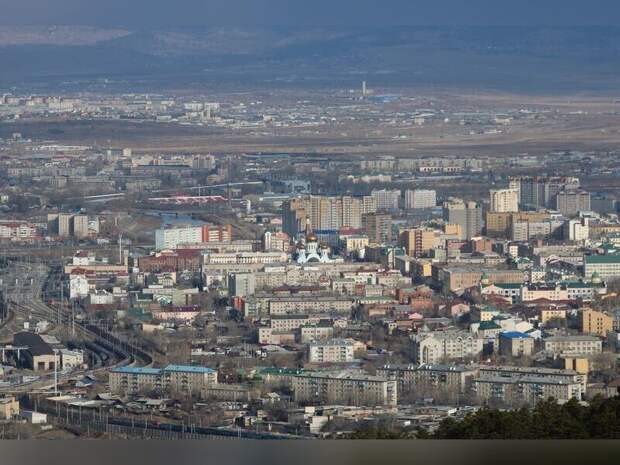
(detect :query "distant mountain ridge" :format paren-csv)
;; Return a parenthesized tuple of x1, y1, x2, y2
(2, 25, 620, 91)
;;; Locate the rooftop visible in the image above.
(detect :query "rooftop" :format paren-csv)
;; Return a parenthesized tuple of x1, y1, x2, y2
(585, 254, 620, 264)
(500, 331, 531, 339)
(544, 335, 601, 342)
(111, 366, 161, 376)
(163, 364, 216, 374)
(112, 365, 216, 376)
(309, 338, 354, 347)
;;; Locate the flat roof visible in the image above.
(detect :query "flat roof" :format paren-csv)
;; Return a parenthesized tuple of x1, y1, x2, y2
(112, 366, 161, 375)
(113, 365, 216, 375)
(500, 331, 531, 339)
(585, 254, 620, 264)
(544, 335, 601, 342)
(163, 364, 215, 374)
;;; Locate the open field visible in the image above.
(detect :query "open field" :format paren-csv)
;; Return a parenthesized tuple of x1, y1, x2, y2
(4, 91, 620, 158)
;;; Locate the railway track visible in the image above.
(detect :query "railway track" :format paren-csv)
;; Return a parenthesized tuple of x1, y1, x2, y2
(0, 260, 154, 392)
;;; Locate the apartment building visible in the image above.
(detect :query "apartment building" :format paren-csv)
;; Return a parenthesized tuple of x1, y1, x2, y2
(109, 365, 218, 396)
(300, 322, 335, 343)
(474, 364, 586, 406)
(377, 364, 479, 395)
(371, 189, 401, 211)
(443, 198, 483, 240)
(404, 189, 437, 210)
(584, 254, 620, 280)
(268, 297, 355, 315)
(412, 331, 483, 364)
(48, 213, 99, 239)
(478, 366, 586, 391)
(229, 272, 256, 297)
(155, 224, 232, 250)
(269, 314, 321, 332)
(521, 284, 570, 302)
(543, 335, 602, 356)
(511, 219, 564, 242)
(308, 339, 355, 363)
(138, 249, 202, 273)
(203, 251, 288, 265)
(0, 221, 41, 242)
(540, 308, 567, 325)
(437, 267, 525, 292)
(282, 195, 377, 237)
(498, 332, 534, 357)
(580, 308, 613, 337)
(362, 213, 392, 244)
(489, 188, 519, 213)
(556, 190, 591, 216)
(292, 371, 397, 407)
(486, 211, 551, 237)
(509, 176, 580, 209)
(399, 228, 439, 257)
(258, 327, 296, 345)
(474, 375, 582, 406)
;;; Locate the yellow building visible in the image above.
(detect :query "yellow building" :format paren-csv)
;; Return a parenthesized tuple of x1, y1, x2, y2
(486, 212, 512, 237)
(342, 235, 369, 254)
(580, 308, 613, 337)
(563, 356, 589, 375)
(444, 223, 462, 237)
(0, 396, 19, 420)
(399, 228, 438, 257)
(479, 307, 500, 322)
(413, 259, 433, 279)
(540, 308, 567, 324)
(486, 211, 552, 237)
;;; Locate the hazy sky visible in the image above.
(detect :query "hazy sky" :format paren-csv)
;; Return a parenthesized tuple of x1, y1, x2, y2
(2, 0, 620, 28)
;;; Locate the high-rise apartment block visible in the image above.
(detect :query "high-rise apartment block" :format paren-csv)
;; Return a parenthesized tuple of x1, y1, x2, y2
(404, 189, 436, 210)
(362, 213, 392, 244)
(556, 190, 591, 216)
(509, 176, 580, 209)
(371, 189, 401, 211)
(399, 228, 439, 257)
(47, 213, 99, 239)
(489, 188, 519, 213)
(443, 198, 483, 240)
(282, 196, 377, 238)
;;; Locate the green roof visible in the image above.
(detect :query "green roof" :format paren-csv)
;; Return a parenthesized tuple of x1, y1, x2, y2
(126, 308, 154, 321)
(563, 281, 605, 288)
(255, 367, 306, 376)
(494, 283, 522, 289)
(585, 254, 620, 264)
(479, 320, 502, 330)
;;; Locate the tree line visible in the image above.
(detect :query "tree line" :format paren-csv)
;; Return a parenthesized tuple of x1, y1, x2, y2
(347, 396, 620, 439)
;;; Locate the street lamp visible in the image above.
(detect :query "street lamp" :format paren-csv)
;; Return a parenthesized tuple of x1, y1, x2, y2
(53, 348, 59, 396)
